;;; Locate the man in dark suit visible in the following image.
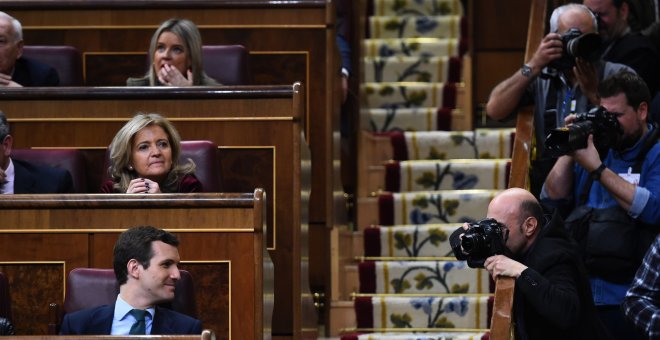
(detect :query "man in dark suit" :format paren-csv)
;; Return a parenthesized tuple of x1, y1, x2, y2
(0, 11, 59, 87)
(60, 226, 202, 335)
(0, 111, 73, 194)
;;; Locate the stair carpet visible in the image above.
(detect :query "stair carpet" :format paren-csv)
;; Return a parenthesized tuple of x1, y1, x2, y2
(342, 0, 513, 338)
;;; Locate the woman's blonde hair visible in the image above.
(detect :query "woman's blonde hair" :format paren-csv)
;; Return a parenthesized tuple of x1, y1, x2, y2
(107, 113, 195, 192)
(145, 18, 208, 86)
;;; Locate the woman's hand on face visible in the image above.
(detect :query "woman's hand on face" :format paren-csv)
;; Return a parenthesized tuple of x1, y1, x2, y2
(126, 178, 161, 194)
(157, 64, 193, 86)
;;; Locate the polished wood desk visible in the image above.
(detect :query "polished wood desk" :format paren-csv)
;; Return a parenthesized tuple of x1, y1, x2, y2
(0, 191, 267, 340)
(0, 85, 304, 337)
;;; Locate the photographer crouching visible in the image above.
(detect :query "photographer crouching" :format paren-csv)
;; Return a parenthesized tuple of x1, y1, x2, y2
(450, 188, 611, 340)
(542, 71, 660, 339)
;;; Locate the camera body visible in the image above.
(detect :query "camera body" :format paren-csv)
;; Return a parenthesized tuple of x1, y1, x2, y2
(545, 106, 622, 156)
(456, 218, 507, 268)
(550, 28, 601, 70)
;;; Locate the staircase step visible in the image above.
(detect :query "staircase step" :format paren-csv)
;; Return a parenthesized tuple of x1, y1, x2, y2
(354, 295, 492, 330)
(362, 82, 458, 110)
(378, 190, 500, 225)
(371, 0, 464, 17)
(369, 16, 465, 39)
(359, 260, 492, 294)
(364, 107, 456, 132)
(364, 55, 462, 83)
(364, 224, 459, 258)
(385, 129, 515, 161)
(385, 159, 511, 192)
(364, 38, 463, 58)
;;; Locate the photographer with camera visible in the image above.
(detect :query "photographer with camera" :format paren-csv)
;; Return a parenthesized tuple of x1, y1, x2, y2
(583, 0, 660, 95)
(450, 188, 611, 340)
(542, 71, 660, 339)
(486, 3, 633, 197)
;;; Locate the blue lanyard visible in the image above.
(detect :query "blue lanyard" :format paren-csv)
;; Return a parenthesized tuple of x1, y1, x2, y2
(562, 87, 574, 118)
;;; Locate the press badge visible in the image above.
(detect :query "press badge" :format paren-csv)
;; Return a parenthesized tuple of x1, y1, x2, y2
(620, 167, 640, 185)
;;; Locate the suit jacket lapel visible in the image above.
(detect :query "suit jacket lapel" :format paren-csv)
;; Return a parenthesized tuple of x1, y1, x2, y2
(151, 306, 172, 334)
(90, 305, 114, 334)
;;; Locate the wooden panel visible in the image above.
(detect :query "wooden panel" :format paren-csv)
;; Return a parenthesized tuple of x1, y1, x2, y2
(179, 263, 230, 340)
(0, 86, 301, 337)
(474, 51, 525, 104)
(473, 0, 531, 50)
(0, 264, 65, 334)
(0, 192, 264, 339)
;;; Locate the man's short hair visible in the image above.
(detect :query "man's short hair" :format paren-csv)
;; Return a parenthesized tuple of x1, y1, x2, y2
(598, 71, 650, 110)
(518, 198, 545, 229)
(113, 226, 180, 285)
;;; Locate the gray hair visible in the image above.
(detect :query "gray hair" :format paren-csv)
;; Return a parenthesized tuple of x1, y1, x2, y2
(549, 4, 598, 33)
(0, 111, 9, 140)
(0, 11, 23, 41)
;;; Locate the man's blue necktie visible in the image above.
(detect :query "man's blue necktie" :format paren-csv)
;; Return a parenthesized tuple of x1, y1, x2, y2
(129, 309, 147, 335)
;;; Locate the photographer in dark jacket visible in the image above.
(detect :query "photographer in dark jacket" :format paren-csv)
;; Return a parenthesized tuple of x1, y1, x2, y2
(450, 188, 612, 340)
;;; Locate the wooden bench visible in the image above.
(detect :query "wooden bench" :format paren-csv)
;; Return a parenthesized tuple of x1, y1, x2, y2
(6, 330, 215, 340)
(0, 191, 267, 339)
(0, 85, 306, 337)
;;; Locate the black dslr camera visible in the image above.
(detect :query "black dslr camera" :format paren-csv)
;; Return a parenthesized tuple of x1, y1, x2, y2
(549, 28, 601, 70)
(545, 106, 622, 156)
(454, 218, 507, 268)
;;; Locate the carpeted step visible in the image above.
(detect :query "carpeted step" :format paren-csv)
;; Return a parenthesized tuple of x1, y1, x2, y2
(359, 260, 492, 294)
(340, 331, 489, 340)
(364, 107, 457, 132)
(364, 55, 462, 83)
(363, 82, 458, 110)
(385, 159, 511, 192)
(354, 295, 492, 330)
(364, 224, 460, 258)
(378, 190, 499, 225)
(370, 0, 464, 17)
(369, 16, 466, 39)
(363, 38, 464, 58)
(382, 129, 515, 161)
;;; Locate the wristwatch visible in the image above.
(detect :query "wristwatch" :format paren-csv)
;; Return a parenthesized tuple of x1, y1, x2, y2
(520, 64, 533, 78)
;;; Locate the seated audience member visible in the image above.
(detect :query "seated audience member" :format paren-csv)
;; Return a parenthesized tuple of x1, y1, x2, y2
(0, 11, 59, 87)
(101, 113, 201, 193)
(0, 111, 74, 194)
(485, 3, 632, 197)
(623, 235, 660, 339)
(60, 226, 202, 335)
(127, 18, 217, 86)
(0, 317, 15, 335)
(450, 188, 612, 340)
(542, 71, 659, 339)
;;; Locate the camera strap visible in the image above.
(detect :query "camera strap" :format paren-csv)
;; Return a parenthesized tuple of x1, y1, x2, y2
(578, 122, 660, 205)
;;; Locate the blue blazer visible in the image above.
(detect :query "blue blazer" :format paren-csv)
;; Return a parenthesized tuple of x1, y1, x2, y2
(59, 305, 202, 335)
(11, 57, 59, 87)
(13, 158, 74, 194)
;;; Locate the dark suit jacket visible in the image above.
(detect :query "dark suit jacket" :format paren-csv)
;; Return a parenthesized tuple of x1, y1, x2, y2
(59, 305, 202, 335)
(11, 57, 60, 86)
(12, 158, 74, 194)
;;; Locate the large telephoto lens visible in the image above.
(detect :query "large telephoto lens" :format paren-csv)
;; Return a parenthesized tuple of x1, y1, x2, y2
(461, 234, 483, 254)
(545, 120, 593, 155)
